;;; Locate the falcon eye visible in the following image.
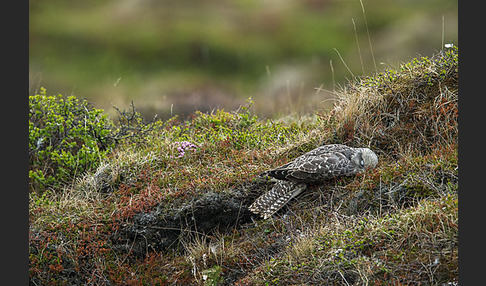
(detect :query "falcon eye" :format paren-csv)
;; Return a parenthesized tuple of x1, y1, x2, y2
(360, 159, 365, 167)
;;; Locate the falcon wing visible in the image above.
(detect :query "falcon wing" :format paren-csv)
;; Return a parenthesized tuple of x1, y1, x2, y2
(266, 151, 356, 182)
(249, 181, 306, 219)
(298, 144, 350, 157)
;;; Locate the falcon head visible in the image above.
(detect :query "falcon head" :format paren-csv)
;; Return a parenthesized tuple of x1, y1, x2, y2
(352, 148, 378, 171)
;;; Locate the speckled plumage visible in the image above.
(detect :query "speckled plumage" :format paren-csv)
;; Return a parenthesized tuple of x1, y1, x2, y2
(249, 144, 378, 219)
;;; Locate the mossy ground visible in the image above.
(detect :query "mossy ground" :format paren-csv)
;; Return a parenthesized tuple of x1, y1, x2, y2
(29, 47, 458, 285)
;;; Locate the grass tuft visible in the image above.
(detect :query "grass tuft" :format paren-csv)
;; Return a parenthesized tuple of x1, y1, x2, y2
(325, 46, 458, 157)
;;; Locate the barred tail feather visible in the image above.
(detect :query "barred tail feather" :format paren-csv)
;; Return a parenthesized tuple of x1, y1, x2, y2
(249, 181, 307, 219)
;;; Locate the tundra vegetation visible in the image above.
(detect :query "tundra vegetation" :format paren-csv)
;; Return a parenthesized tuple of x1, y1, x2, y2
(29, 47, 457, 285)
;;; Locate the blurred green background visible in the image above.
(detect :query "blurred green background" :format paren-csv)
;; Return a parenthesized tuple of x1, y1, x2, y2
(29, 0, 457, 120)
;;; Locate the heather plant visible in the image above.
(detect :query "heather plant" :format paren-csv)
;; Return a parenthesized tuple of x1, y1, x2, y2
(172, 141, 199, 158)
(29, 88, 115, 194)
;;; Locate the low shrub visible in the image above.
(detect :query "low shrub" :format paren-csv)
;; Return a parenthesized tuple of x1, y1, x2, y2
(29, 88, 115, 193)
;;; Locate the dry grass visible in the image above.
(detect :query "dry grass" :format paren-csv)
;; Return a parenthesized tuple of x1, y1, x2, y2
(325, 47, 458, 157)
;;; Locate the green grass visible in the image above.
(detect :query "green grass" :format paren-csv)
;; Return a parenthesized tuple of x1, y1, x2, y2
(29, 47, 458, 285)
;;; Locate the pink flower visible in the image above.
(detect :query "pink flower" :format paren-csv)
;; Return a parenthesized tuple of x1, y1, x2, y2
(172, 141, 198, 158)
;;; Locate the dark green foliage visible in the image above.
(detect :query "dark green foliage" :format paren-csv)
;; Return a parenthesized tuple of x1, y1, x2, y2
(29, 88, 115, 193)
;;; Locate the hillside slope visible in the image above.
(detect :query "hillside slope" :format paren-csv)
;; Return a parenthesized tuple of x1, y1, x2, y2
(29, 47, 457, 285)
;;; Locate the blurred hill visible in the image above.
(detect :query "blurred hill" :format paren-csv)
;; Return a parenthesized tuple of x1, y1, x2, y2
(29, 0, 457, 120)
